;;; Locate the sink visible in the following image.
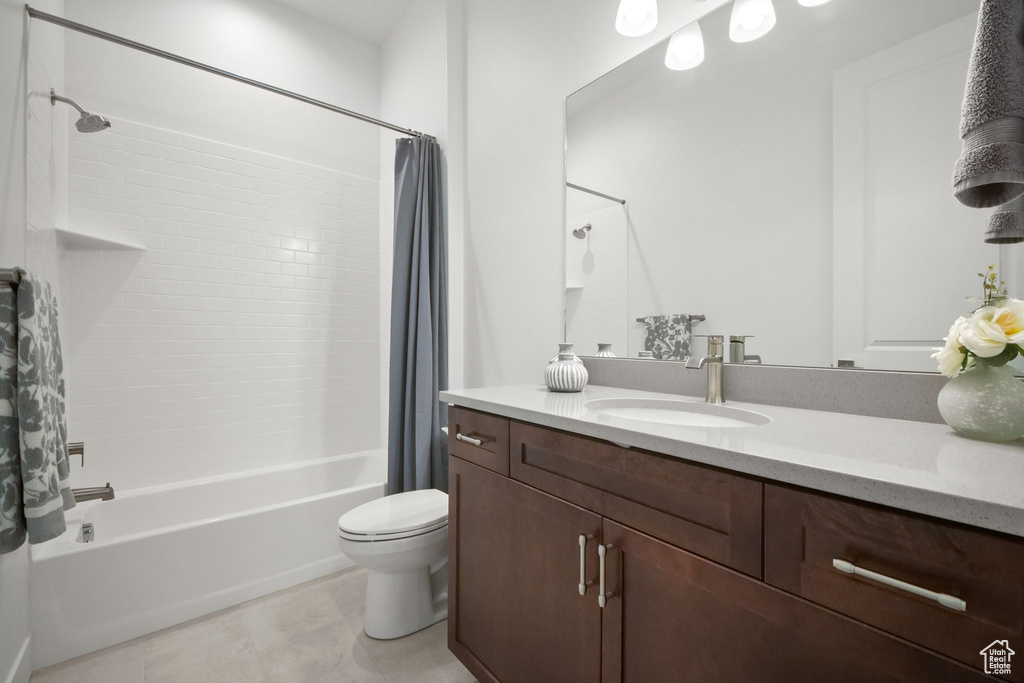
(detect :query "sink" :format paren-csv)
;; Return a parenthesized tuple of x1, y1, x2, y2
(584, 398, 771, 429)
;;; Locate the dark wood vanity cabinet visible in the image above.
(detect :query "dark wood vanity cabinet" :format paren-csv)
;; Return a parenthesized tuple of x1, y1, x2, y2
(448, 455, 602, 682)
(448, 410, 1011, 682)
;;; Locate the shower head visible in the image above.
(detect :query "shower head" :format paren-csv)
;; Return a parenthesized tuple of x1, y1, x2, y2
(572, 224, 592, 239)
(75, 113, 112, 133)
(50, 89, 111, 133)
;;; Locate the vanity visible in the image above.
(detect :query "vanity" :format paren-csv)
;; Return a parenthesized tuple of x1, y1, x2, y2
(441, 383, 1024, 682)
(442, 0, 1024, 679)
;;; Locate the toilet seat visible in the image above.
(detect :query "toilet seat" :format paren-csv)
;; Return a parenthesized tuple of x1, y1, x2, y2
(337, 489, 448, 542)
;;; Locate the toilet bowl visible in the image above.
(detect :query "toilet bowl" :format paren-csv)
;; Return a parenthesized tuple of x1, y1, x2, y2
(337, 488, 449, 640)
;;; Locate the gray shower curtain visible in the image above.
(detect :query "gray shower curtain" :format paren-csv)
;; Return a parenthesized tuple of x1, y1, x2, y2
(387, 137, 448, 494)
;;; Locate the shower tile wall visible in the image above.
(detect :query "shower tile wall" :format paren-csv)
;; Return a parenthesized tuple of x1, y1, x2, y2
(25, 17, 67, 288)
(379, 169, 395, 451)
(565, 203, 628, 357)
(64, 120, 382, 490)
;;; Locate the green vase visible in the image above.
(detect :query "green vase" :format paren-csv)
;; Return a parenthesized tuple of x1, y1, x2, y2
(937, 362, 1024, 442)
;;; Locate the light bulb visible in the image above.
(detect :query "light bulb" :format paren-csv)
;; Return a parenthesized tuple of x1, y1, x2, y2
(615, 0, 658, 37)
(729, 0, 776, 43)
(797, 0, 831, 5)
(664, 22, 705, 71)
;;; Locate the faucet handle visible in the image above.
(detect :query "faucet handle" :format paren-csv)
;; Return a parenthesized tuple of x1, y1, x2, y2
(729, 335, 754, 342)
(693, 334, 724, 357)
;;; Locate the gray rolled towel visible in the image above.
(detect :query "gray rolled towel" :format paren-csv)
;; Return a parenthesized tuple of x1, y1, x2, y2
(954, 0, 1024, 208)
(985, 194, 1024, 243)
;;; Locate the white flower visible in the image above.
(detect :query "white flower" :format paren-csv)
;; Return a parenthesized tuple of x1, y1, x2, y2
(991, 298, 1024, 344)
(960, 307, 1008, 358)
(932, 316, 969, 378)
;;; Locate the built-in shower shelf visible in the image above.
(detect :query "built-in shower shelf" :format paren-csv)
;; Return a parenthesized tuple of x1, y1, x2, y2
(55, 227, 145, 251)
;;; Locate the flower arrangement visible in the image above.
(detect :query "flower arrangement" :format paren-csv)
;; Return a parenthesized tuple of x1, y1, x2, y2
(933, 266, 1024, 378)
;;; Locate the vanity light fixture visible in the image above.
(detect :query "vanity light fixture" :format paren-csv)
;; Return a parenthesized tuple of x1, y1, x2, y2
(664, 21, 705, 71)
(615, 0, 658, 37)
(728, 0, 776, 43)
(797, 0, 832, 5)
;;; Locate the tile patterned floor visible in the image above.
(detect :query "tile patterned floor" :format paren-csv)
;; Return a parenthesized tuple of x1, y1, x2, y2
(30, 568, 476, 683)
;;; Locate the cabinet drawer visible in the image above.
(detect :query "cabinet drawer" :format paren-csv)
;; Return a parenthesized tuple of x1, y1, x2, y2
(448, 407, 510, 475)
(765, 485, 1024, 681)
(510, 421, 763, 577)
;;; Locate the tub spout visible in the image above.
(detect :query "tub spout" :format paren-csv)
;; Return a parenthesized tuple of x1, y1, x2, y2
(72, 483, 115, 503)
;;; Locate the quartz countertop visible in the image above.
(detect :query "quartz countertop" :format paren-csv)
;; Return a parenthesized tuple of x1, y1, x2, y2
(440, 384, 1024, 538)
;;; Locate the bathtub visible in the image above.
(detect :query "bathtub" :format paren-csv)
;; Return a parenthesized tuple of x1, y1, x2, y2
(29, 451, 385, 668)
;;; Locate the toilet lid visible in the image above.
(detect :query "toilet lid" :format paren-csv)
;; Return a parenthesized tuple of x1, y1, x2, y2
(338, 489, 449, 537)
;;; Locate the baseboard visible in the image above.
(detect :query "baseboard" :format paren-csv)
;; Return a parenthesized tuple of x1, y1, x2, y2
(3, 636, 31, 683)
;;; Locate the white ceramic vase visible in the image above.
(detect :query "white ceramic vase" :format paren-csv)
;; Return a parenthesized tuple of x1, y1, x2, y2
(550, 343, 582, 365)
(596, 343, 616, 358)
(546, 350, 588, 393)
(937, 362, 1024, 442)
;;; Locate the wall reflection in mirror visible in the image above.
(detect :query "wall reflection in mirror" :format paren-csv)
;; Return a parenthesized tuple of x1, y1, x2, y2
(564, 0, 1023, 373)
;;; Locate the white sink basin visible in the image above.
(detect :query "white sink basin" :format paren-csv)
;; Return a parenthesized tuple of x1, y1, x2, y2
(584, 398, 771, 429)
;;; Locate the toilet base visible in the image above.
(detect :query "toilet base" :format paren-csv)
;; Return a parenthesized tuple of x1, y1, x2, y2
(363, 559, 448, 640)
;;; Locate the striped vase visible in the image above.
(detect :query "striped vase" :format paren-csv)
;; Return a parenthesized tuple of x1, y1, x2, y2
(546, 351, 588, 393)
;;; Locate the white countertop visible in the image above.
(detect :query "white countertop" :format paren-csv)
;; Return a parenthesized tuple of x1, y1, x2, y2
(440, 384, 1024, 538)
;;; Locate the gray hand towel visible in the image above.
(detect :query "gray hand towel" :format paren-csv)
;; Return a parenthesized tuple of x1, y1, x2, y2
(638, 314, 693, 361)
(0, 270, 73, 554)
(985, 194, 1024, 243)
(954, 0, 1024, 208)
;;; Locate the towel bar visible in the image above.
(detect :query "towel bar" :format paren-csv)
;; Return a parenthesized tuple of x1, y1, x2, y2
(0, 268, 20, 287)
(635, 314, 706, 323)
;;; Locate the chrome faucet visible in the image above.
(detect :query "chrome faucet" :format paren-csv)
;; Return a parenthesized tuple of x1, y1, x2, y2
(72, 483, 115, 503)
(728, 336, 762, 365)
(686, 335, 725, 404)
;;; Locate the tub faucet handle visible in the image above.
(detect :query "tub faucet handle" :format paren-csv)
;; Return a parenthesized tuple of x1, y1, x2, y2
(69, 442, 85, 467)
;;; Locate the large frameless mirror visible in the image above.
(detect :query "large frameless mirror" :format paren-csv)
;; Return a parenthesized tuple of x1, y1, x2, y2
(564, 0, 1023, 373)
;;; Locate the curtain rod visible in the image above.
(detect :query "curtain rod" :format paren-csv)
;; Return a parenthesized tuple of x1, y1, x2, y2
(566, 182, 626, 205)
(25, 5, 434, 140)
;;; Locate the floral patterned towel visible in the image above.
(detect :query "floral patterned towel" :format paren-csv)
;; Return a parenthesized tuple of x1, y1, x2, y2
(638, 314, 694, 361)
(0, 271, 73, 555)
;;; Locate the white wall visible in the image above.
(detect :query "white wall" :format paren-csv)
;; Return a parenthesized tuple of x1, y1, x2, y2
(462, 0, 728, 387)
(65, 0, 382, 178)
(0, 1, 63, 680)
(378, 0, 466, 443)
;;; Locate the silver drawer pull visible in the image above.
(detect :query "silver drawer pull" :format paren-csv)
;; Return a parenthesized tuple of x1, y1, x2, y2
(455, 433, 483, 447)
(598, 544, 615, 608)
(832, 559, 966, 612)
(578, 534, 594, 596)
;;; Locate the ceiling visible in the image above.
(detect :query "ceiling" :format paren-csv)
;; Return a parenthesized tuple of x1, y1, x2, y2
(271, 0, 416, 44)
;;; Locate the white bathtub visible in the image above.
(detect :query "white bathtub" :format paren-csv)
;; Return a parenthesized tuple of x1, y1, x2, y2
(29, 451, 385, 668)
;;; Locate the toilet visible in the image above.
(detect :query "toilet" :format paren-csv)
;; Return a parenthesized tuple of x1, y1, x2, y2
(337, 488, 449, 639)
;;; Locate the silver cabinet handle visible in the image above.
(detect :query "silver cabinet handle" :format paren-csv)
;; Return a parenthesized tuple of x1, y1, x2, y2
(455, 433, 483, 447)
(832, 559, 966, 612)
(598, 544, 615, 608)
(578, 534, 594, 596)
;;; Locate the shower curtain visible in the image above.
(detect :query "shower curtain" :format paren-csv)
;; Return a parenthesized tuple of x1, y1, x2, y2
(387, 137, 448, 494)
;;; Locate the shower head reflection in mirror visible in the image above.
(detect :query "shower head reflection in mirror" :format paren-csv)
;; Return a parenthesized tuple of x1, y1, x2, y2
(572, 224, 592, 239)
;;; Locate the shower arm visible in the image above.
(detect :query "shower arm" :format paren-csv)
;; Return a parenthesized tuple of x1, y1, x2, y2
(49, 89, 87, 116)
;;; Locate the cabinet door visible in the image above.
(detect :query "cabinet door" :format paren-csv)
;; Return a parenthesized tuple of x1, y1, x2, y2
(448, 456, 602, 683)
(600, 520, 990, 683)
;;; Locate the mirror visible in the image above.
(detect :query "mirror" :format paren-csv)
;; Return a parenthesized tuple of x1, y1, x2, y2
(564, 0, 1022, 372)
